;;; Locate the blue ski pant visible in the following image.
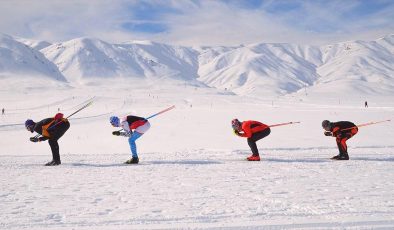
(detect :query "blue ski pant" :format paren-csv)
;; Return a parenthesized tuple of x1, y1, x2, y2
(128, 132, 143, 158)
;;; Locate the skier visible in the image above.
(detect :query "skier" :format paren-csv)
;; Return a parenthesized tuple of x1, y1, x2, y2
(322, 120, 358, 160)
(1, 108, 4, 115)
(110, 115, 150, 164)
(232, 118, 271, 161)
(25, 113, 70, 166)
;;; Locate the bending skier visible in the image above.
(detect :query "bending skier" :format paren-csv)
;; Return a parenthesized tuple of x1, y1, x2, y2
(110, 115, 150, 164)
(322, 120, 358, 160)
(232, 118, 271, 161)
(25, 113, 70, 166)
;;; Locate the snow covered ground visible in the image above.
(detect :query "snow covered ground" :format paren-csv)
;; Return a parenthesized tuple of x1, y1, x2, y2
(0, 79, 393, 229)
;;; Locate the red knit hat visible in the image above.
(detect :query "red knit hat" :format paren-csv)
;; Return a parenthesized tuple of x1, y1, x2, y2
(54, 113, 64, 120)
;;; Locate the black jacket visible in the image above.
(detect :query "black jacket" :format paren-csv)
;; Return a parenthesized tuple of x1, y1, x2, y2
(34, 118, 70, 141)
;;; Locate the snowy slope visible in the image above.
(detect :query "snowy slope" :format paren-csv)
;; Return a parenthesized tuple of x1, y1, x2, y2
(198, 43, 322, 96)
(122, 40, 200, 81)
(307, 34, 394, 97)
(16, 37, 52, 50)
(0, 80, 393, 229)
(2, 31, 394, 229)
(198, 35, 394, 97)
(42, 38, 200, 83)
(0, 34, 66, 81)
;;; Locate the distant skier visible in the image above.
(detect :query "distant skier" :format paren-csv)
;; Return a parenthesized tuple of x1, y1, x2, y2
(365, 101, 368, 108)
(231, 118, 271, 161)
(25, 113, 70, 166)
(322, 120, 358, 160)
(110, 115, 150, 164)
(1, 108, 4, 115)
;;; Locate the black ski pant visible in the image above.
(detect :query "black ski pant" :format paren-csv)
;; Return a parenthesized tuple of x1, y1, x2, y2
(48, 122, 70, 163)
(247, 128, 271, 156)
(49, 139, 60, 163)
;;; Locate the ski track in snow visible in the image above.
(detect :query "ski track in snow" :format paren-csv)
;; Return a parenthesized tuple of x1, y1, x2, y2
(1, 148, 393, 229)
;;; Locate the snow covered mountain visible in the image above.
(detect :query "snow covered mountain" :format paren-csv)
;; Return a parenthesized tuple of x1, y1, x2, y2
(41, 38, 199, 83)
(16, 37, 51, 50)
(311, 35, 394, 97)
(198, 43, 322, 97)
(1, 33, 393, 97)
(0, 34, 65, 81)
(198, 35, 394, 97)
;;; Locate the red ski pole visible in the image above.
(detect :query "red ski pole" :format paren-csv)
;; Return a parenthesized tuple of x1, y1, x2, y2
(145, 105, 175, 120)
(269, 121, 301, 128)
(341, 119, 391, 131)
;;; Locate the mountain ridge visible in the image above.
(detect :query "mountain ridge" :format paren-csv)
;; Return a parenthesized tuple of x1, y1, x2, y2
(1, 33, 393, 97)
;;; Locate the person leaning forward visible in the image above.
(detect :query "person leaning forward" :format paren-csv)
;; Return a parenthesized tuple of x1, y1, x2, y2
(25, 113, 70, 166)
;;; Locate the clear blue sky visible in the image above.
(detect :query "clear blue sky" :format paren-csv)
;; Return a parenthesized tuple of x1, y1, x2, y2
(0, 0, 393, 45)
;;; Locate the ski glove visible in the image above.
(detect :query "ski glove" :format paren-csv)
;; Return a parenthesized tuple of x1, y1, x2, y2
(120, 131, 132, 137)
(30, 137, 39, 142)
(233, 130, 242, 136)
(324, 131, 332, 136)
(113, 131, 132, 137)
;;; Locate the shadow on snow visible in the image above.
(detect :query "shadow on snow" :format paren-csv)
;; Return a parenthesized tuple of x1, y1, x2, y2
(70, 160, 222, 167)
(265, 158, 328, 163)
(352, 157, 394, 162)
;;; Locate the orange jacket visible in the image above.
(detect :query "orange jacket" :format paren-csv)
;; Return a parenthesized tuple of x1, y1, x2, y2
(240, 120, 269, 138)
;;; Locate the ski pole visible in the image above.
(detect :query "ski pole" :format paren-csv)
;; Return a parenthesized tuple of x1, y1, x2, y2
(69, 96, 96, 111)
(63, 100, 94, 121)
(33, 99, 94, 138)
(145, 105, 175, 120)
(48, 99, 94, 131)
(269, 121, 301, 128)
(341, 119, 391, 131)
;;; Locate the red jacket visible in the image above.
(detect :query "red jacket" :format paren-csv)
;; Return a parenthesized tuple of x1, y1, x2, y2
(240, 120, 269, 138)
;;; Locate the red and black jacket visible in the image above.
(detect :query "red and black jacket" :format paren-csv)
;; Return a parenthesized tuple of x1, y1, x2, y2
(125, 115, 148, 130)
(239, 120, 269, 138)
(330, 121, 358, 138)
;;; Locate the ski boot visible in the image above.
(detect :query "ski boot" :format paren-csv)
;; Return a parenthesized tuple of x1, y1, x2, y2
(125, 157, 139, 164)
(337, 153, 349, 160)
(44, 160, 61, 166)
(247, 155, 260, 161)
(330, 154, 349, 160)
(330, 155, 340, 160)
